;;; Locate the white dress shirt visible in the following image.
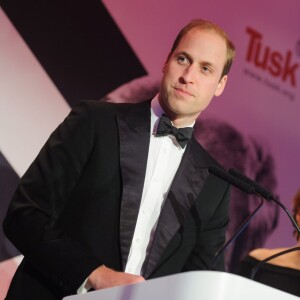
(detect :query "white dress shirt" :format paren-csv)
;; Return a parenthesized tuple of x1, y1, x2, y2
(125, 95, 193, 275)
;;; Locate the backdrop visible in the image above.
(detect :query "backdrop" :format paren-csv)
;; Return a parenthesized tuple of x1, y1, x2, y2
(0, 0, 299, 296)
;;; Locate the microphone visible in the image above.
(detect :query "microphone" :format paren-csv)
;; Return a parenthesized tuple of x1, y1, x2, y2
(228, 168, 274, 200)
(208, 165, 264, 270)
(208, 166, 255, 195)
(250, 246, 300, 280)
(228, 168, 300, 236)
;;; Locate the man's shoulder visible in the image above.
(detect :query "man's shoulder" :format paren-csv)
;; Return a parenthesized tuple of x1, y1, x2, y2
(76, 99, 151, 114)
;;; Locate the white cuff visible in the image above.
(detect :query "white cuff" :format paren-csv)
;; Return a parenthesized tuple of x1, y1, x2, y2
(77, 277, 92, 294)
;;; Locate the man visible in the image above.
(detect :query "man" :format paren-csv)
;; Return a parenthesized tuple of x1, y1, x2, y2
(3, 19, 235, 299)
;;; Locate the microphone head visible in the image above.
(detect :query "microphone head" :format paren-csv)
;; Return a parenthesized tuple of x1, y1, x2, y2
(228, 168, 274, 200)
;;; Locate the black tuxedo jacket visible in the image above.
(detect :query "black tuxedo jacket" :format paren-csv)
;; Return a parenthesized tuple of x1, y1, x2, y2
(3, 100, 230, 300)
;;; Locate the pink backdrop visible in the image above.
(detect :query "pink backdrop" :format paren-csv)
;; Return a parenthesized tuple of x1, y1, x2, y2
(0, 0, 299, 297)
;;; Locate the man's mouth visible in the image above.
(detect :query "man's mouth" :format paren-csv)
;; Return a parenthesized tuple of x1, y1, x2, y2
(174, 87, 193, 97)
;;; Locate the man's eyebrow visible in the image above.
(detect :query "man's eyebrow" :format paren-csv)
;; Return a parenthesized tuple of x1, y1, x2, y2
(200, 60, 215, 69)
(175, 51, 216, 69)
(176, 51, 191, 58)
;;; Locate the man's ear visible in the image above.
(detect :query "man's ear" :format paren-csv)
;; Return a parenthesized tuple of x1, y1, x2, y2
(214, 75, 228, 97)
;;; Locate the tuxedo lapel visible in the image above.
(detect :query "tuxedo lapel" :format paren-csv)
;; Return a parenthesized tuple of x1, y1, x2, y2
(142, 137, 215, 278)
(118, 101, 151, 270)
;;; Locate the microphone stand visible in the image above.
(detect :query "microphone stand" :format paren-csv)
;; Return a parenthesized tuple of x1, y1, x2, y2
(208, 166, 300, 276)
(271, 195, 300, 236)
(229, 168, 300, 236)
(210, 195, 264, 270)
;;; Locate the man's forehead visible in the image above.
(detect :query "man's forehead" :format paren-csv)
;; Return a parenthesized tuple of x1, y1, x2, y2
(175, 29, 227, 57)
(180, 28, 226, 46)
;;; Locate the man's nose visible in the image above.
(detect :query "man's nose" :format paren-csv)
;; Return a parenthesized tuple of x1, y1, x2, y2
(180, 65, 196, 84)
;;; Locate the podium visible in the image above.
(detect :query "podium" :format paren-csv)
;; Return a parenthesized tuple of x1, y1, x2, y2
(63, 271, 298, 300)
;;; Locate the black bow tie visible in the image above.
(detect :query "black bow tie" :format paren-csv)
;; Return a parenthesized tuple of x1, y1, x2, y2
(156, 114, 193, 148)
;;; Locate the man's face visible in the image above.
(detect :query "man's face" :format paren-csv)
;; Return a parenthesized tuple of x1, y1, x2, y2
(159, 28, 228, 126)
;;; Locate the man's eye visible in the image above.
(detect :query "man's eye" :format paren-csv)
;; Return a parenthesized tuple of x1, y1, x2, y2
(176, 56, 189, 64)
(202, 66, 212, 73)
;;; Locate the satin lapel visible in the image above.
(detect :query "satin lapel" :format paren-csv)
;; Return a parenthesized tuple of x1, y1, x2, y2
(118, 101, 151, 270)
(142, 137, 213, 278)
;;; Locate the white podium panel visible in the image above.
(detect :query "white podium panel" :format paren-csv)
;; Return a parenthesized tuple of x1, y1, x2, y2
(64, 271, 298, 300)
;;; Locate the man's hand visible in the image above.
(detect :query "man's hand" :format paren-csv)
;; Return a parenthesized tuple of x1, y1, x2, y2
(88, 265, 145, 290)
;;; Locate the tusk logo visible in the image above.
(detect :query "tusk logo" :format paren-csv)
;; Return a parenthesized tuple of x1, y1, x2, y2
(246, 27, 299, 87)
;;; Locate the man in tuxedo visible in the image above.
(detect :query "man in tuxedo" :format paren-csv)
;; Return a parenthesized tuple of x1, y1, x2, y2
(3, 19, 235, 299)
